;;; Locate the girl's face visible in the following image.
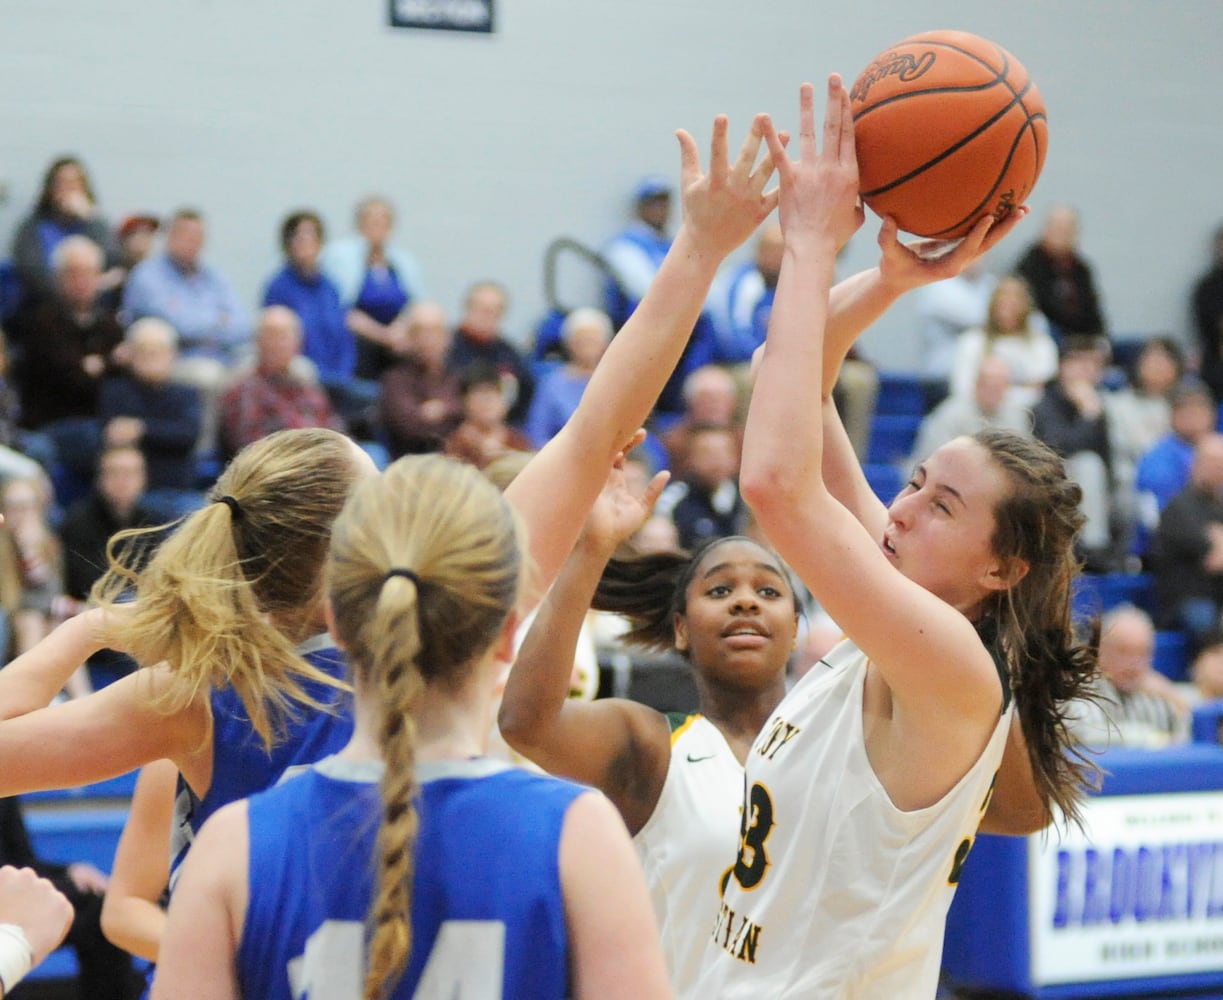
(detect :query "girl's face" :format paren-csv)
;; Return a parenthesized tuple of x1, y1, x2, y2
(675, 539, 798, 687)
(884, 438, 1012, 616)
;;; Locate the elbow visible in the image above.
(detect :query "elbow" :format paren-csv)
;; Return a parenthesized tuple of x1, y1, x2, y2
(495, 701, 538, 755)
(740, 462, 806, 528)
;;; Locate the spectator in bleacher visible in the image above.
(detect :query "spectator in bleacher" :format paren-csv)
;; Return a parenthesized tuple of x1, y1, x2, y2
(525, 307, 612, 448)
(1151, 432, 1223, 655)
(710, 221, 784, 367)
(219, 306, 343, 460)
(58, 445, 157, 625)
(447, 280, 535, 426)
(654, 422, 746, 551)
(0, 328, 52, 483)
(1188, 628, 1223, 705)
(98, 318, 205, 522)
(59, 444, 152, 597)
(320, 195, 425, 382)
(659, 363, 741, 478)
(949, 273, 1058, 410)
(1031, 335, 1118, 570)
(1135, 378, 1218, 519)
(9, 235, 123, 488)
(100, 213, 159, 314)
(1069, 604, 1190, 748)
(263, 210, 376, 431)
(708, 222, 877, 456)
(1106, 336, 1183, 557)
(909, 355, 1031, 467)
(121, 208, 252, 455)
(0, 797, 141, 1000)
(603, 176, 717, 416)
(9, 156, 122, 307)
(1191, 223, 1223, 401)
(0, 476, 87, 697)
(1015, 204, 1108, 342)
(442, 361, 533, 470)
(910, 257, 996, 384)
(378, 301, 463, 458)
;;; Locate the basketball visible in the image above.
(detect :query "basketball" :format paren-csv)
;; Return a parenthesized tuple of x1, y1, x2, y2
(849, 30, 1048, 239)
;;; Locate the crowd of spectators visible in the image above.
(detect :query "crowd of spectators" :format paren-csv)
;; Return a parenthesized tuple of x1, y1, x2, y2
(6, 155, 1223, 756)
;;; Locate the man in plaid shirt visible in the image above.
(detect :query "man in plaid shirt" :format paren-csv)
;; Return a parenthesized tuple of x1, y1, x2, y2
(219, 305, 344, 458)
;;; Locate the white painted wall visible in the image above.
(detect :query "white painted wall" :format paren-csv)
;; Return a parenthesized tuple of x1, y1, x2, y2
(1, 0, 1219, 366)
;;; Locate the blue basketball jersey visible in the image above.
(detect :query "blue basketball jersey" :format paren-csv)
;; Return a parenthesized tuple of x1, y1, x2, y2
(170, 634, 353, 885)
(238, 755, 584, 1000)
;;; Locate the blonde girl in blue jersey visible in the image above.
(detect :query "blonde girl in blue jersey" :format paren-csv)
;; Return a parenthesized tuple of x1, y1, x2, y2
(152, 455, 671, 1000)
(693, 78, 1096, 1000)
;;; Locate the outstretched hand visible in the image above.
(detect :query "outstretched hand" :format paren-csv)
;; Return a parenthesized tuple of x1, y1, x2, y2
(676, 112, 783, 261)
(875, 205, 1031, 292)
(581, 444, 669, 554)
(762, 77, 864, 252)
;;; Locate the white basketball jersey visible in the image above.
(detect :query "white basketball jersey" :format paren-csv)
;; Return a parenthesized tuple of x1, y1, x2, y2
(635, 714, 745, 1000)
(695, 638, 1013, 1000)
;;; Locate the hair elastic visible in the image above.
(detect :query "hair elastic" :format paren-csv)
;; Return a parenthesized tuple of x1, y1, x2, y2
(385, 568, 421, 588)
(215, 495, 243, 520)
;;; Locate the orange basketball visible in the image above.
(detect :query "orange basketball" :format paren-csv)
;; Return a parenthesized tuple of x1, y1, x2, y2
(849, 30, 1048, 239)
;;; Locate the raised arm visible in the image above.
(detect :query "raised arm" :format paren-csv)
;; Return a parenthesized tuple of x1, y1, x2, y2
(101, 759, 177, 962)
(506, 113, 780, 604)
(500, 457, 673, 835)
(741, 79, 998, 728)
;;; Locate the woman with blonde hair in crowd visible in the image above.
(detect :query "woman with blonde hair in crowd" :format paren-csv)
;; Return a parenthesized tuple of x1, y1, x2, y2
(949, 272, 1059, 409)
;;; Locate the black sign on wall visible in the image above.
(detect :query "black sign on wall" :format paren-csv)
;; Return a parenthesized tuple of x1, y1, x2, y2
(389, 0, 494, 33)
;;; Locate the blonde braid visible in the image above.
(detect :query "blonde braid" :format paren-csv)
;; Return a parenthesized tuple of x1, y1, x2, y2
(364, 577, 425, 1000)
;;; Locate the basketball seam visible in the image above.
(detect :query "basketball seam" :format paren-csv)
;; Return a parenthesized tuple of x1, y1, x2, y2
(924, 112, 1046, 238)
(859, 79, 1035, 199)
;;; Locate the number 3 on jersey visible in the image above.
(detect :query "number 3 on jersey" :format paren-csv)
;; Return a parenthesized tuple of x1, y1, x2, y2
(721, 782, 776, 894)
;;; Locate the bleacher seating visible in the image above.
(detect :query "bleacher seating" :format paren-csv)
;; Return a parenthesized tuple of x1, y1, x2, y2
(862, 463, 903, 504)
(874, 371, 928, 418)
(1153, 629, 1190, 681)
(1071, 570, 1155, 619)
(23, 800, 130, 985)
(866, 413, 922, 466)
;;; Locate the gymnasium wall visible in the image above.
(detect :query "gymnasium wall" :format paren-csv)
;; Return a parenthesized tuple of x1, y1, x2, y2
(0, 0, 1217, 367)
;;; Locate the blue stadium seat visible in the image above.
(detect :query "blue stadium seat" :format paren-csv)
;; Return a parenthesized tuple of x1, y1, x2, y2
(866, 414, 922, 465)
(874, 371, 928, 417)
(1153, 630, 1189, 682)
(1072, 571, 1154, 619)
(862, 463, 903, 504)
(0, 259, 23, 323)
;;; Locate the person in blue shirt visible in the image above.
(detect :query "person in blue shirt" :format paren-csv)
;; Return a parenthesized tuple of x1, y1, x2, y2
(263, 211, 378, 430)
(121, 209, 253, 454)
(524, 307, 611, 448)
(0, 428, 375, 879)
(321, 196, 426, 382)
(604, 176, 719, 416)
(98, 317, 205, 521)
(155, 455, 671, 1000)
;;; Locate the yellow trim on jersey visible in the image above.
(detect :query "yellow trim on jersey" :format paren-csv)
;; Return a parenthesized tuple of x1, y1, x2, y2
(670, 712, 703, 747)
